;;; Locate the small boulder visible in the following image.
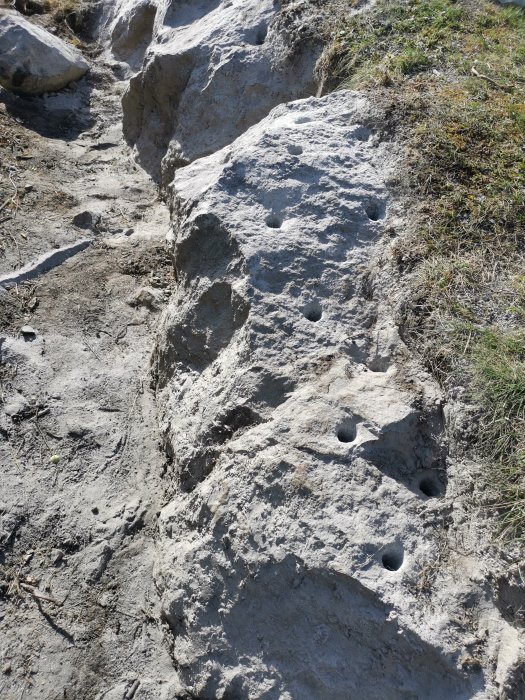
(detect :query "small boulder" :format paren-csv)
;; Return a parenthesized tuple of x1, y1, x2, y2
(128, 286, 164, 310)
(72, 210, 101, 230)
(0, 12, 89, 95)
(20, 324, 37, 339)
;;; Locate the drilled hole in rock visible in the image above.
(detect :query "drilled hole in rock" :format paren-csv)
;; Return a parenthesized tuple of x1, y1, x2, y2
(303, 301, 322, 322)
(382, 549, 403, 571)
(419, 477, 441, 498)
(287, 144, 303, 156)
(295, 116, 313, 124)
(254, 24, 268, 45)
(367, 356, 392, 373)
(337, 419, 357, 444)
(365, 201, 382, 222)
(355, 125, 372, 141)
(266, 214, 282, 229)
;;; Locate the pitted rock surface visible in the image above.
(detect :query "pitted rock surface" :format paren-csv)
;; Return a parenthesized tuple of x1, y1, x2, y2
(99, 0, 323, 179)
(152, 91, 521, 698)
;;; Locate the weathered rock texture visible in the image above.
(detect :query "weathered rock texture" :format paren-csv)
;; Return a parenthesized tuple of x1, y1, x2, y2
(1, 2, 525, 698)
(99, 0, 324, 180)
(0, 10, 89, 94)
(153, 91, 525, 698)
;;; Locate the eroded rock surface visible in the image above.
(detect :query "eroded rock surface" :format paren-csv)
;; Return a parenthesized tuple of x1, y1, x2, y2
(0, 11, 89, 94)
(152, 91, 524, 698)
(99, 0, 323, 179)
(2, 2, 525, 698)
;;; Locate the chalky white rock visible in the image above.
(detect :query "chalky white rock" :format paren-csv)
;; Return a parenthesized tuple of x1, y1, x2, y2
(153, 91, 524, 698)
(0, 11, 89, 94)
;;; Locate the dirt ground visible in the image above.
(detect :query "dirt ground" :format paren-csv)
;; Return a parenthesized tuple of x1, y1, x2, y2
(0, 48, 180, 700)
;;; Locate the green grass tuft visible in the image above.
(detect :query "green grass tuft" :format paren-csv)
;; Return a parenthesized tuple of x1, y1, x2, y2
(321, 0, 525, 539)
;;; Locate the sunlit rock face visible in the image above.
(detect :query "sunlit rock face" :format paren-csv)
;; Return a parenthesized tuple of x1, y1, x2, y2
(0, 11, 89, 95)
(98, 0, 323, 180)
(152, 91, 496, 699)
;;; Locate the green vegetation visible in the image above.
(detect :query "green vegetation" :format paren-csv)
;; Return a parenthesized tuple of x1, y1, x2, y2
(322, 0, 525, 539)
(472, 329, 525, 539)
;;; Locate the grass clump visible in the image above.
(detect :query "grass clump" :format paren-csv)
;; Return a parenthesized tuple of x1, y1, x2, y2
(44, 0, 86, 33)
(321, 0, 525, 539)
(473, 329, 525, 540)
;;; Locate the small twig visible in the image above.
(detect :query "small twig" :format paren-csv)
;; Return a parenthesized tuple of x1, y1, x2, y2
(0, 168, 19, 216)
(19, 582, 60, 606)
(0, 197, 13, 215)
(462, 331, 472, 356)
(471, 67, 512, 92)
(33, 415, 51, 452)
(83, 340, 102, 362)
(7, 441, 23, 474)
(96, 601, 140, 620)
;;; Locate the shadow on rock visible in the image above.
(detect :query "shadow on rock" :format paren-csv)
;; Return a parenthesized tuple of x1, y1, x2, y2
(167, 554, 482, 699)
(0, 79, 94, 140)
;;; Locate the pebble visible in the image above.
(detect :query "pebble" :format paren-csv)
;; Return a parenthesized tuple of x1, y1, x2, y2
(20, 325, 37, 338)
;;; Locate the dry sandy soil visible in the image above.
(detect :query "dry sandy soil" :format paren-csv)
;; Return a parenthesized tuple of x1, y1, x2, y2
(0, 43, 181, 699)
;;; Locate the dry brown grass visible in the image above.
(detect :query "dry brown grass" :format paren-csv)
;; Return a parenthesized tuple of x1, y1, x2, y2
(321, 0, 525, 540)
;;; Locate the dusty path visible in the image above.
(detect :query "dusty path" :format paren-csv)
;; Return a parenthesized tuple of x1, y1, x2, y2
(0, 57, 178, 699)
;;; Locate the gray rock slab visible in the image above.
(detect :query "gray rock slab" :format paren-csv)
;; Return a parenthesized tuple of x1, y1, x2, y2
(0, 11, 89, 94)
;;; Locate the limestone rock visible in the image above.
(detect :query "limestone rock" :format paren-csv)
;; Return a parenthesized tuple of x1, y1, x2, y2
(0, 11, 89, 95)
(100, 0, 324, 178)
(151, 91, 523, 697)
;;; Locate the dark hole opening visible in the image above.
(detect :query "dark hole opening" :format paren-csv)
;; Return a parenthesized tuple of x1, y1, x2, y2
(382, 550, 403, 571)
(266, 214, 282, 229)
(419, 477, 441, 498)
(303, 301, 322, 322)
(337, 420, 356, 444)
(365, 201, 382, 221)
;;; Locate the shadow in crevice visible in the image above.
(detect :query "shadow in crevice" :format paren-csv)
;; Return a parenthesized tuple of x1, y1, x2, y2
(111, 0, 157, 71)
(163, 0, 222, 28)
(36, 599, 75, 645)
(357, 409, 448, 497)
(177, 404, 262, 493)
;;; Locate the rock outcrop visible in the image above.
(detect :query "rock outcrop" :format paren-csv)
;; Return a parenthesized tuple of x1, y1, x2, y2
(1, 2, 524, 698)
(100, 0, 324, 180)
(152, 90, 524, 698)
(0, 11, 89, 94)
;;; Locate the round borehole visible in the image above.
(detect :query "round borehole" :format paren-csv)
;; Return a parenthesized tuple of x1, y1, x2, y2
(355, 126, 372, 142)
(365, 201, 382, 222)
(254, 24, 268, 45)
(303, 301, 322, 322)
(266, 214, 282, 229)
(367, 356, 392, 373)
(337, 419, 357, 444)
(419, 476, 442, 498)
(382, 548, 404, 572)
(295, 116, 313, 125)
(287, 144, 303, 156)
